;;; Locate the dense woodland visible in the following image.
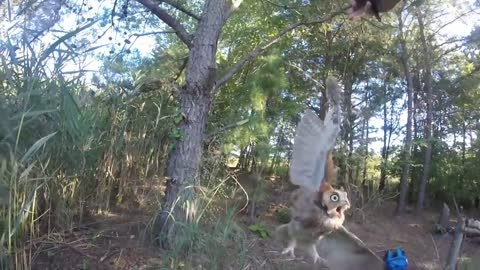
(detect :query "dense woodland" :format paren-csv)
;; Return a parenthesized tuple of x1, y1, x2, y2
(0, 0, 480, 269)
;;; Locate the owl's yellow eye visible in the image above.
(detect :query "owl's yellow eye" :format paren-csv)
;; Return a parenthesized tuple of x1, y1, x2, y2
(330, 193, 339, 202)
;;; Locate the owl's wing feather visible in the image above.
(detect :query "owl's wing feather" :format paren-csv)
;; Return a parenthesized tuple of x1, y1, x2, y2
(289, 77, 342, 190)
(289, 110, 328, 190)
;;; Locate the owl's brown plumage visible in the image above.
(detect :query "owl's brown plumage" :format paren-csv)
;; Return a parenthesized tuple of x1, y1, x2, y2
(276, 182, 350, 264)
(348, 0, 403, 21)
(275, 76, 346, 265)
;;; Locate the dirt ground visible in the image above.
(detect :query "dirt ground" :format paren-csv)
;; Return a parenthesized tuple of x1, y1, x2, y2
(31, 178, 480, 270)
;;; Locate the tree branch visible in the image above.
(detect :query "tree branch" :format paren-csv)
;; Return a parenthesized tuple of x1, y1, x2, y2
(161, 0, 201, 20)
(434, 42, 468, 62)
(131, 30, 176, 37)
(173, 56, 189, 81)
(205, 118, 250, 141)
(433, 36, 469, 50)
(431, 8, 475, 36)
(136, 0, 192, 47)
(215, 6, 349, 90)
(452, 64, 480, 87)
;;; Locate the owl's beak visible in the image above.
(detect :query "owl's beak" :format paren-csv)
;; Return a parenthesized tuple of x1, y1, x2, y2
(335, 200, 350, 215)
(343, 200, 351, 209)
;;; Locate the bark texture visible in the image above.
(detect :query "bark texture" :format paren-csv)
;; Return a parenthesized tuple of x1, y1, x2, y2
(144, 0, 346, 248)
(416, 8, 433, 212)
(379, 76, 392, 192)
(396, 4, 414, 215)
(445, 217, 465, 270)
(153, 0, 230, 247)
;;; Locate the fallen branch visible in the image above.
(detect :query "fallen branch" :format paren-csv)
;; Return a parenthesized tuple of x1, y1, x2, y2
(464, 227, 480, 237)
(439, 203, 450, 228)
(434, 203, 451, 234)
(464, 218, 480, 237)
(466, 218, 480, 230)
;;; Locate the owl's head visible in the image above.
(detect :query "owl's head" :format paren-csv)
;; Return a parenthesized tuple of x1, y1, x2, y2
(314, 182, 350, 218)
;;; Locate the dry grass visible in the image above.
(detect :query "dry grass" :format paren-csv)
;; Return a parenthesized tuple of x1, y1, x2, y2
(23, 174, 480, 270)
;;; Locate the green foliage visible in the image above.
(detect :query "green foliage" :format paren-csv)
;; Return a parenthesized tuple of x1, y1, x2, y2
(0, 0, 480, 268)
(274, 208, 290, 224)
(248, 223, 271, 239)
(153, 190, 249, 269)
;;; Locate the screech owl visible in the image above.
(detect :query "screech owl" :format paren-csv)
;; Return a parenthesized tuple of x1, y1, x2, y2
(276, 182, 350, 264)
(274, 76, 349, 265)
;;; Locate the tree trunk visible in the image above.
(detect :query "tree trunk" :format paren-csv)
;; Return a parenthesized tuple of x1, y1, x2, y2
(461, 111, 466, 183)
(379, 80, 388, 191)
(445, 217, 465, 270)
(416, 9, 433, 213)
(237, 147, 247, 169)
(362, 114, 369, 186)
(269, 151, 278, 173)
(153, 0, 229, 247)
(362, 86, 370, 187)
(348, 127, 354, 183)
(409, 69, 420, 202)
(341, 74, 354, 185)
(396, 5, 414, 215)
(438, 203, 450, 230)
(245, 143, 253, 169)
(269, 125, 283, 173)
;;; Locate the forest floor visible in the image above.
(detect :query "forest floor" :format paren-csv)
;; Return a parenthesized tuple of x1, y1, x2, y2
(31, 176, 480, 270)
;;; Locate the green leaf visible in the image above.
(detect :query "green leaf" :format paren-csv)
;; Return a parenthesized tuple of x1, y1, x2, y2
(174, 113, 183, 124)
(248, 223, 271, 239)
(20, 132, 57, 163)
(9, 109, 57, 120)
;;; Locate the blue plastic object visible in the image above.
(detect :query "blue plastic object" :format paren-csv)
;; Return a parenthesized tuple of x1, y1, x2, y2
(384, 247, 408, 270)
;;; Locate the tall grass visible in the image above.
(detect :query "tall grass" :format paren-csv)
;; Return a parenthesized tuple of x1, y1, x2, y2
(0, 7, 258, 270)
(146, 149, 251, 270)
(0, 19, 183, 268)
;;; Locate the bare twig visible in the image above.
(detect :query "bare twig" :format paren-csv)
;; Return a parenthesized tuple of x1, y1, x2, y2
(430, 234, 440, 265)
(131, 30, 176, 37)
(173, 56, 188, 81)
(162, 0, 201, 20)
(433, 36, 469, 50)
(136, 0, 192, 47)
(262, 0, 302, 16)
(431, 8, 476, 36)
(112, 0, 118, 25)
(452, 63, 480, 87)
(452, 196, 460, 217)
(287, 62, 323, 88)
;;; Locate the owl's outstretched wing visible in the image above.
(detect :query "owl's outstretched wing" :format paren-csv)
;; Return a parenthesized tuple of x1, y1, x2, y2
(289, 110, 328, 190)
(289, 77, 342, 191)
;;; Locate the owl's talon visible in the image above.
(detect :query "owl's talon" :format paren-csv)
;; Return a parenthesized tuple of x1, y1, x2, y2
(281, 247, 295, 258)
(281, 239, 296, 258)
(308, 244, 327, 265)
(312, 254, 327, 265)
